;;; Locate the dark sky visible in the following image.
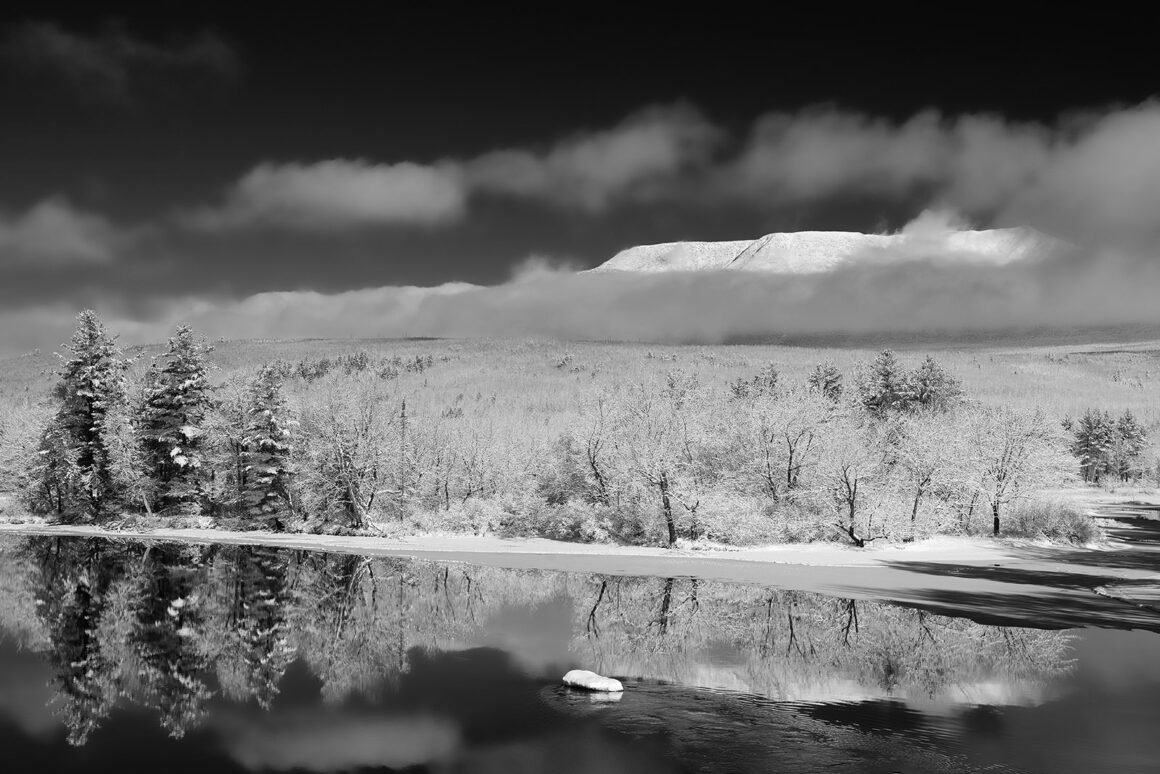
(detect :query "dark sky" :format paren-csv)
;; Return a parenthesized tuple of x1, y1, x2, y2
(1, 4, 1158, 350)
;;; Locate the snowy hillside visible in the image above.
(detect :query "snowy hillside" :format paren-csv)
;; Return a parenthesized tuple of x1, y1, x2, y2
(594, 227, 1063, 274)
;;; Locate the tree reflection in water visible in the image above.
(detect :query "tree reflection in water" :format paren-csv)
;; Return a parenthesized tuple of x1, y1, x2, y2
(6, 536, 1073, 746)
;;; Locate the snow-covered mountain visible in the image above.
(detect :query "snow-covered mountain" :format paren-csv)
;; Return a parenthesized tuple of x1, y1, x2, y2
(593, 227, 1063, 274)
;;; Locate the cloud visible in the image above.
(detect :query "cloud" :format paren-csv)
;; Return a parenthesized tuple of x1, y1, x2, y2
(185, 160, 468, 230)
(11, 229, 1150, 358)
(182, 100, 1160, 247)
(187, 105, 717, 231)
(724, 109, 1051, 209)
(725, 102, 1160, 249)
(466, 104, 719, 210)
(2, 20, 239, 100)
(0, 198, 133, 266)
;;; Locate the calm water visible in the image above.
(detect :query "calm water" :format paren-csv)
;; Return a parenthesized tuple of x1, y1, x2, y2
(1, 535, 1158, 773)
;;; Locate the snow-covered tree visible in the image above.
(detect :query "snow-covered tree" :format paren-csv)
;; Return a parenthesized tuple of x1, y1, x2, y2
(906, 355, 963, 411)
(729, 364, 779, 400)
(238, 365, 294, 521)
(138, 326, 214, 514)
(1068, 408, 1116, 484)
(28, 311, 133, 520)
(1112, 409, 1148, 482)
(966, 406, 1070, 535)
(732, 389, 831, 501)
(611, 372, 714, 546)
(807, 361, 843, 402)
(296, 376, 399, 531)
(856, 350, 908, 414)
(816, 414, 891, 546)
(892, 410, 968, 538)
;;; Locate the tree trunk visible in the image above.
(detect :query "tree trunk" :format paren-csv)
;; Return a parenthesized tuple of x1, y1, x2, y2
(659, 473, 676, 547)
(992, 501, 1001, 536)
(587, 446, 610, 505)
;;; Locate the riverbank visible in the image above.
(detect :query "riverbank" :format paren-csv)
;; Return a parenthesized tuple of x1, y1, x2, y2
(3, 493, 1158, 632)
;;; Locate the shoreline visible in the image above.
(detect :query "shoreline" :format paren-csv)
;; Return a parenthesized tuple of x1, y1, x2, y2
(3, 499, 1159, 632)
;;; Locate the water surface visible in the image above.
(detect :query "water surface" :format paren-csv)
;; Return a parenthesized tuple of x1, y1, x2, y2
(1, 535, 1157, 773)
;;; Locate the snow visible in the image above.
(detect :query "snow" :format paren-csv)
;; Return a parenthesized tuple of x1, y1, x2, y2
(596, 240, 754, 272)
(592, 227, 1065, 275)
(563, 669, 624, 692)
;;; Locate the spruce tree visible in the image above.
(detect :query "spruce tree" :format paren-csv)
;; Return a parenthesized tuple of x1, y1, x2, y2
(857, 350, 907, 413)
(138, 326, 213, 514)
(906, 356, 963, 411)
(807, 361, 843, 401)
(29, 311, 130, 519)
(1113, 409, 1147, 482)
(239, 365, 294, 521)
(1069, 409, 1115, 483)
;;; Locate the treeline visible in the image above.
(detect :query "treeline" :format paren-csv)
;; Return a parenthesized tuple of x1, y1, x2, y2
(3, 536, 1071, 745)
(535, 351, 1078, 546)
(0, 311, 1129, 545)
(1064, 408, 1150, 484)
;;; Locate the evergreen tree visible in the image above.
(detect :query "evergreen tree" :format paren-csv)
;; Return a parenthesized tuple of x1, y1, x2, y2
(906, 356, 963, 411)
(856, 350, 907, 413)
(239, 365, 294, 520)
(29, 311, 131, 519)
(1112, 409, 1147, 482)
(807, 361, 843, 401)
(729, 364, 779, 399)
(1069, 408, 1115, 483)
(138, 326, 213, 514)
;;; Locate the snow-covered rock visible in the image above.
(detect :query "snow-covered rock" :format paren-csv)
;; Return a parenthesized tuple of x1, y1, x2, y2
(563, 669, 624, 692)
(593, 227, 1064, 275)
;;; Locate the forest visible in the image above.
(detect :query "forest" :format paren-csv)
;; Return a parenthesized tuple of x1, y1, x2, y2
(0, 311, 1154, 547)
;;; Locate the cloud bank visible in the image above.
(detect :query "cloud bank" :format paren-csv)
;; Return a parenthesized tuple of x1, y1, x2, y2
(0, 198, 134, 266)
(3, 101, 1160, 353)
(725, 103, 1160, 249)
(182, 100, 1160, 254)
(11, 218, 1152, 357)
(189, 105, 718, 229)
(185, 160, 469, 230)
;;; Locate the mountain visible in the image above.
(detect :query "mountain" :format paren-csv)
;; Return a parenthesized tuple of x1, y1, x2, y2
(593, 227, 1063, 274)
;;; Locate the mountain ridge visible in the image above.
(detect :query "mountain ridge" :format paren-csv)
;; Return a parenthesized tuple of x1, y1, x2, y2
(593, 227, 1065, 274)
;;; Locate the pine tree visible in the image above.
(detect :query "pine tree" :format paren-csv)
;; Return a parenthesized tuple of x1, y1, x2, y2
(807, 361, 843, 401)
(729, 364, 779, 399)
(239, 365, 294, 521)
(1069, 408, 1115, 484)
(906, 356, 963, 411)
(29, 311, 131, 519)
(138, 326, 213, 514)
(1112, 409, 1147, 482)
(857, 350, 907, 413)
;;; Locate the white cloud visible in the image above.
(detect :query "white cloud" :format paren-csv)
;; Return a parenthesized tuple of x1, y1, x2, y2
(187, 105, 718, 231)
(2, 20, 239, 100)
(11, 236, 1150, 358)
(724, 102, 1160, 249)
(466, 104, 718, 210)
(0, 198, 131, 265)
(186, 160, 468, 230)
(183, 100, 1160, 246)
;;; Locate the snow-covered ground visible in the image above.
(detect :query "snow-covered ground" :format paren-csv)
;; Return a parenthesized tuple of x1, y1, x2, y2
(593, 226, 1065, 274)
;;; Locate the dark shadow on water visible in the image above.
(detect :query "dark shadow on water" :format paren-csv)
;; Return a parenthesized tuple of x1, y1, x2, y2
(855, 582, 1160, 632)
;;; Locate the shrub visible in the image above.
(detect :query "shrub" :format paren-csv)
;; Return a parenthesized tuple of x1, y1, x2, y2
(1003, 500, 1100, 545)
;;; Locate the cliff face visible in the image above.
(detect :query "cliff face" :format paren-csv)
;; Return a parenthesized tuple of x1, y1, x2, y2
(594, 227, 1062, 274)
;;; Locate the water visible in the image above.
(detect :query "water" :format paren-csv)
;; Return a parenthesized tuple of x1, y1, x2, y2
(1, 535, 1158, 773)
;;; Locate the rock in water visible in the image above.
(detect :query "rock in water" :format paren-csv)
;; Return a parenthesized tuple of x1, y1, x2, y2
(562, 669, 624, 692)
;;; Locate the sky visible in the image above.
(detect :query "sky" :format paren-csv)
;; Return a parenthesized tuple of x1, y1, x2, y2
(1, 4, 1159, 352)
